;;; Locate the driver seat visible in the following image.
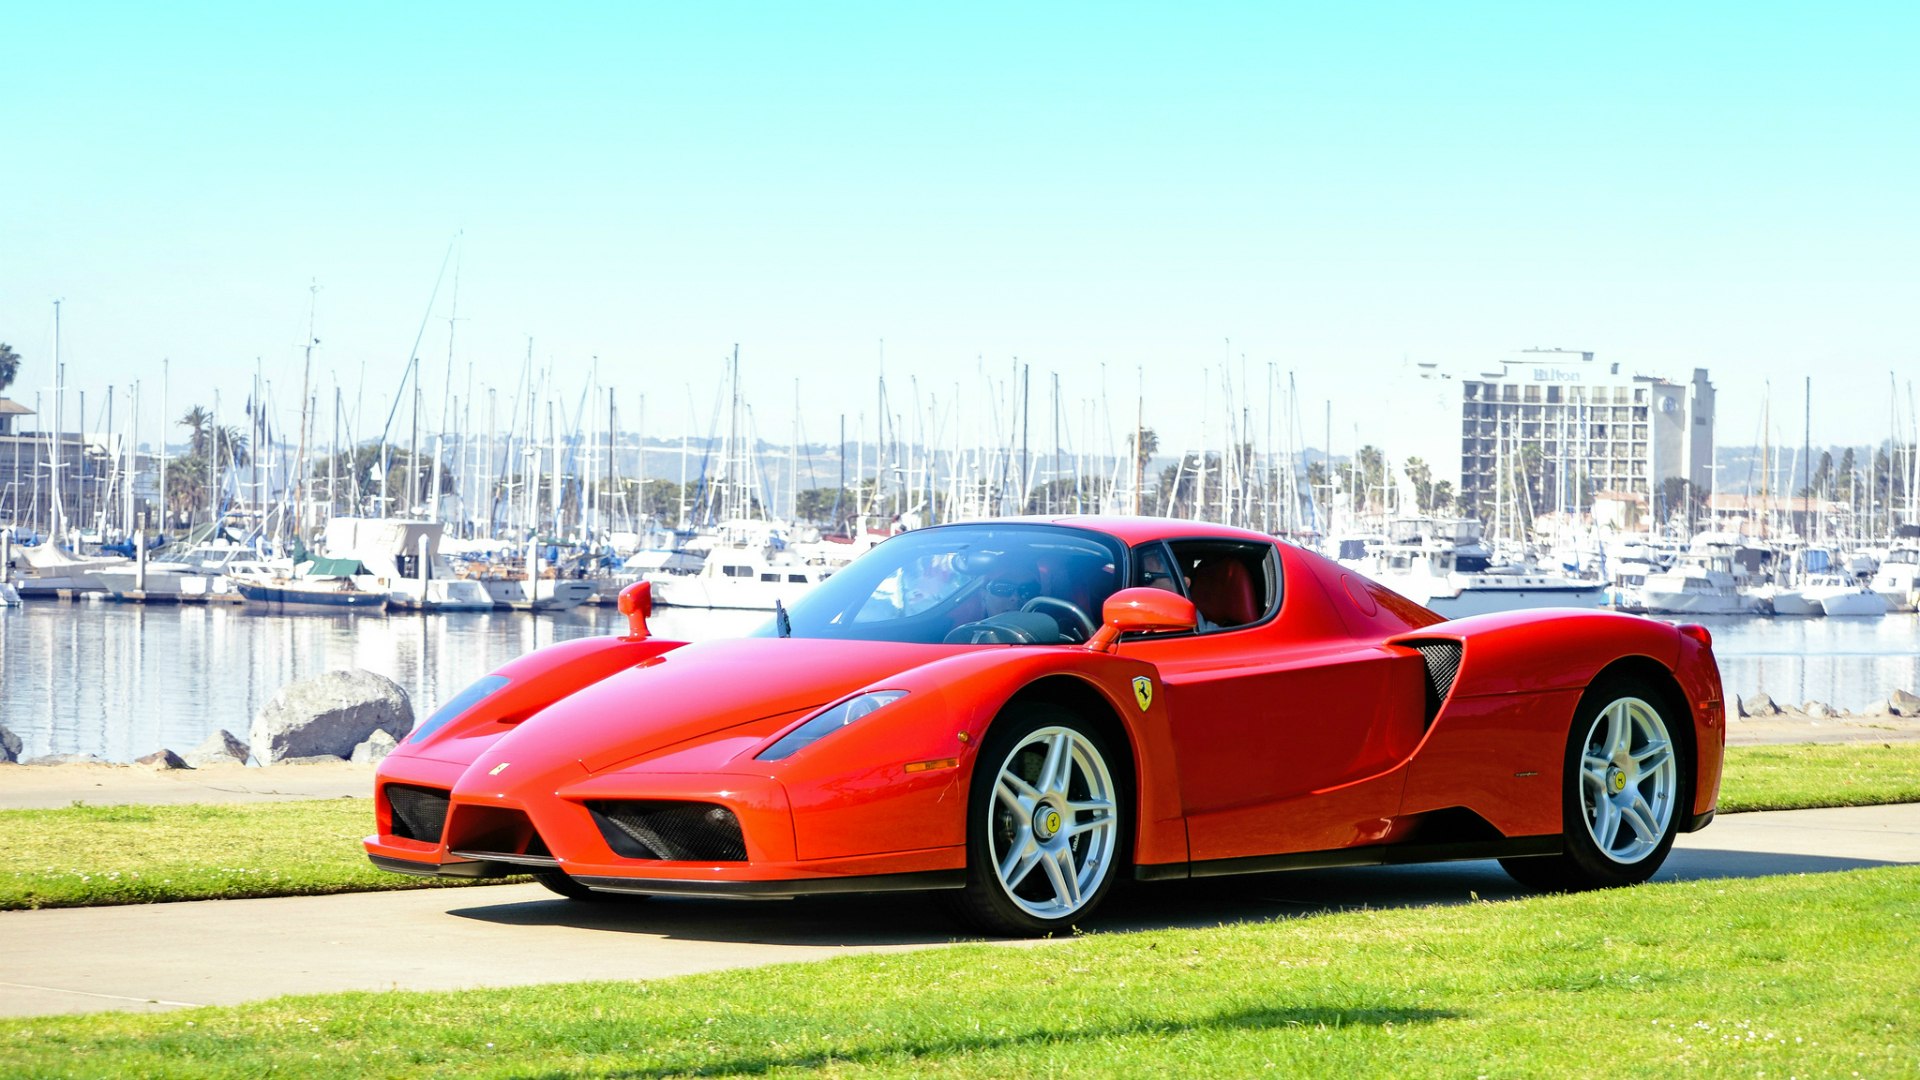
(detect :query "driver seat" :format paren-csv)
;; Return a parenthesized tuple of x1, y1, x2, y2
(1187, 557, 1259, 628)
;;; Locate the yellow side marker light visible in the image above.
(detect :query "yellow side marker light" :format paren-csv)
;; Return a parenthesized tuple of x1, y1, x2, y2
(904, 758, 960, 773)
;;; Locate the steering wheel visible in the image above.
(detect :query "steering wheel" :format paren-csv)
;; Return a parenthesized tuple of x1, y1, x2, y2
(1021, 596, 1096, 643)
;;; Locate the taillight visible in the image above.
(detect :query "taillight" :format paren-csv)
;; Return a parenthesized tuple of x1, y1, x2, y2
(1678, 623, 1712, 649)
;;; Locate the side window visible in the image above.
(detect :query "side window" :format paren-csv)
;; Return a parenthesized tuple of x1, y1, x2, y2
(1167, 540, 1278, 631)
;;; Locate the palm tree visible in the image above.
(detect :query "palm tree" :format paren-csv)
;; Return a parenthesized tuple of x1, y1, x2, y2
(213, 425, 251, 469)
(179, 406, 213, 456)
(0, 343, 20, 395)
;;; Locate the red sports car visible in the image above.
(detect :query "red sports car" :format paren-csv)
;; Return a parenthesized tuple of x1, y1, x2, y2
(366, 517, 1725, 935)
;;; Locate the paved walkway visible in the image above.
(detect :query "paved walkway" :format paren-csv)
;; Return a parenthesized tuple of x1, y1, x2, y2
(2, 802, 1915, 1018)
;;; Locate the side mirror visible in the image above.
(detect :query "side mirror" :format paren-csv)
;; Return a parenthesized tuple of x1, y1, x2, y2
(618, 580, 653, 640)
(1085, 587, 1199, 653)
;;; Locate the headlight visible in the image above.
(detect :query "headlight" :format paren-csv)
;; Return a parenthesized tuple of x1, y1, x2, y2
(757, 690, 908, 761)
(408, 674, 511, 744)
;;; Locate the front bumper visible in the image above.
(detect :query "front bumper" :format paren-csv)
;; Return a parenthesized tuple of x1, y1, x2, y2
(363, 755, 967, 898)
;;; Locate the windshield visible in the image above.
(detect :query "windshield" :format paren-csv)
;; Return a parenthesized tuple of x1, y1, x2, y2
(754, 523, 1126, 645)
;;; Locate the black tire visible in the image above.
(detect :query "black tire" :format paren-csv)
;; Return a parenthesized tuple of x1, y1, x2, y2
(1501, 674, 1690, 891)
(943, 703, 1128, 936)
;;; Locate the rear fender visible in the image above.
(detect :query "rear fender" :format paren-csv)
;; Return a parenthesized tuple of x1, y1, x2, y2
(1392, 610, 1682, 700)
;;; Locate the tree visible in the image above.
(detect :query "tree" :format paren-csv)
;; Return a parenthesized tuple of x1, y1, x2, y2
(1430, 480, 1455, 514)
(1403, 456, 1433, 514)
(0, 342, 19, 394)
(179, 406, 213, 456)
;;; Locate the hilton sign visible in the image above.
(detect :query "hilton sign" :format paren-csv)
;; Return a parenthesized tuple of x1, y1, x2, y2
(1533, 367, 1583, 382)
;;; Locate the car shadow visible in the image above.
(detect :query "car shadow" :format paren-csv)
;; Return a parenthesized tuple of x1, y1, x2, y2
(448, 845, 1901, 945)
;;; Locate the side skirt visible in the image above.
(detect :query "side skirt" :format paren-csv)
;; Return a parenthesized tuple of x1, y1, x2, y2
(1134, 835, 1564, 883)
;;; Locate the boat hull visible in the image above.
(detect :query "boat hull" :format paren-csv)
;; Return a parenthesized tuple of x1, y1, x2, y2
(235, 581, 390, 613)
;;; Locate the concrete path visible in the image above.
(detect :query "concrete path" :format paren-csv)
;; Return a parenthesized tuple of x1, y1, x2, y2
(3, 802, 1916, 1018)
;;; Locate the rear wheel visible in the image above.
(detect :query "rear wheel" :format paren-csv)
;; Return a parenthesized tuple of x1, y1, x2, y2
(945, 704, 1126, 936)
(1502, 676, 1688, 891)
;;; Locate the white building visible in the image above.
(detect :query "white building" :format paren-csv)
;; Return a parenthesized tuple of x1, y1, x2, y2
(1384, 350, 1715, 527)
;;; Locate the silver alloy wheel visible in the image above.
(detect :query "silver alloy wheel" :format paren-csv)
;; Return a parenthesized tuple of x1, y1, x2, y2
(987, 725, 1119, 920)
(1579, 695, 1679, 864)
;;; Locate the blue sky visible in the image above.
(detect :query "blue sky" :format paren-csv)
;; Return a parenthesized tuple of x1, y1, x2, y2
(3, 2, 1916, 460)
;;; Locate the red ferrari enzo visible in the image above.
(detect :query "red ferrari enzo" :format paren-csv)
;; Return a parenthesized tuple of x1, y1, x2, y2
(366, 517, 1725, 935)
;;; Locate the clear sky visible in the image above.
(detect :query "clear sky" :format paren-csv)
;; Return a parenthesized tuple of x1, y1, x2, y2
(3, 2, 1916, 463)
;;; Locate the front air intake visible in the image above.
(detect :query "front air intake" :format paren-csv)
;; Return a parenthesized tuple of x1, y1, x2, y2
(1409, 641, 1464, 726)
(386, 784, 451, 843)
(588, 801, 747, 862)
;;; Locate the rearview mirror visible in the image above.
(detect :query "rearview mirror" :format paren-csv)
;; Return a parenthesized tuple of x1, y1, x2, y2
(1086, 587, 1199, 652)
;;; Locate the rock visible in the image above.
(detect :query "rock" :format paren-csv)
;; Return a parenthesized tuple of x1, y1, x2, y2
(1804, 701, 1834, 719)
(0, 723, 20, 763)
(22, 753, 112, 766)
(135, 748, 192, 770)
(1890, 689, 1920, 718)
(1740, 692, 1779, 717)
(280, 754, 351, 765)
(184, 729, 251, 768)
(249, 669, 415, 765)
(350, 729, 399, 766)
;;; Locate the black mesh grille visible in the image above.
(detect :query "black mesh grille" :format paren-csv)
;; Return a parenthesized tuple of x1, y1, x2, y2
(1410, 641, 1464, 725)
(387, 784, 451, 843)
(588, 801, 747, 862)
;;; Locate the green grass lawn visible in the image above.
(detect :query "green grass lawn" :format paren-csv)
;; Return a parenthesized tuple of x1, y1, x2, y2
(1, 865, 1914, 1078)
(0, 800, 519, 911)
(1717, 741, 1920, 812)
(2, 741, 1915, 911)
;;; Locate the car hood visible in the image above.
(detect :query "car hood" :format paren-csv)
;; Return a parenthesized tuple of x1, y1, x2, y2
(484, 637, 964, 777)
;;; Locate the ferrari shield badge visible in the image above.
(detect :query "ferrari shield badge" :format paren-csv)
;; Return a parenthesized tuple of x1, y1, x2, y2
(1132, 676, 1153, 712)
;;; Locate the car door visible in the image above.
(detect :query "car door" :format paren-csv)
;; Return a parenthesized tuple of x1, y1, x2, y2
(1124, 539, 1426, 862)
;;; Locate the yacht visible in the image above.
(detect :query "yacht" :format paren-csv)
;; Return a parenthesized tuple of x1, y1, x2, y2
(1364, 518, 1605, 618)
(1800, 574, 1889, 617)
(1871, 541, 1920, 613)
(646, 547, 834, 611)
(1639, 548, 1750, 615)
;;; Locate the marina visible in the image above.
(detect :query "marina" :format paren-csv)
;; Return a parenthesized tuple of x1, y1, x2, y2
(1, 598, 1914, 765)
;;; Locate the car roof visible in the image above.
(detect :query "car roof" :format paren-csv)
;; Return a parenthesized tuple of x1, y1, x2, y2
(932, 515, 1280, 548)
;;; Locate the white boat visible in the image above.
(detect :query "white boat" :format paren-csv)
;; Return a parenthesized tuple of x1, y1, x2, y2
(321, 518, 493, 612)
(1639, 549, 1750, 615)
(12, 544, 129, 595)
(1870, 542, 1920, 613)
(478, 574, 596, 612)
(0, 582, 19, 606)
(1361, 518, 1605, 618)
(1801, 574, 1889, 617)
(1757, 584, 1822, 617)
(646, 546, 834, 611)
(94, 540, 261, 603)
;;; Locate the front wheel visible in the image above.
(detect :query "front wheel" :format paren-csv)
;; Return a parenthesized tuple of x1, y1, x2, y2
(1502, 676, 1688, 891)
(945, 704, 1126, 935)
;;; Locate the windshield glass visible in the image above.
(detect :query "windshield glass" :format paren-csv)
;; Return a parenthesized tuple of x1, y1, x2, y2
(754, 523, 1126, 645)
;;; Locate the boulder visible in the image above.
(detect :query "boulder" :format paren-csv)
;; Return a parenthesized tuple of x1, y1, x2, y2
(1739, 692, 1779, 718)
(0, 723, 20, 763)
(350, 729, 399, 766)
(1803, 701, 1834, 720)
(136, 748, 192, 770)
(280, 754, 351, 765)
(1890, 689, 1920, 718)
(184, 729, 251, 768)
(249, 669, 414, 765)
(22, 753, 111, 766)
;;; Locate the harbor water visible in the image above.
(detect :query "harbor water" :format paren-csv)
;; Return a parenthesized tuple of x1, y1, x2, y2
(1, 602, 1916, 763)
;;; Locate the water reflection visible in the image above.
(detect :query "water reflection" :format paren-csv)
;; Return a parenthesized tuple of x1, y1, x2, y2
(1, 604, 1914, 762)
(0, 602, 764, 762)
